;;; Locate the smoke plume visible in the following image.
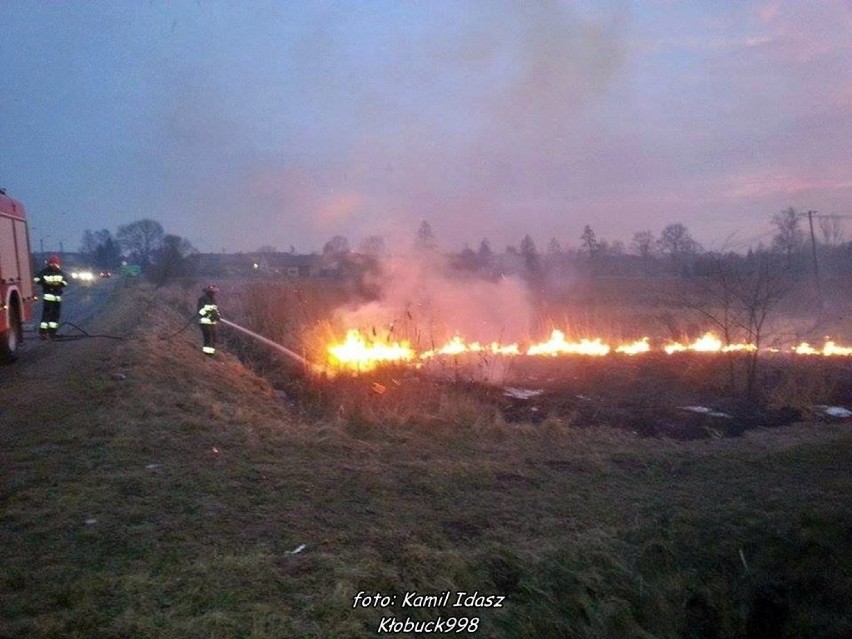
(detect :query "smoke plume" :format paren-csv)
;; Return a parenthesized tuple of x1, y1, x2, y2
(333, 249, 534, 349)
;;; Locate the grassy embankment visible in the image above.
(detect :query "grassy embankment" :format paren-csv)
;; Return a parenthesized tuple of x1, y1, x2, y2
(1, 282, 851, 638)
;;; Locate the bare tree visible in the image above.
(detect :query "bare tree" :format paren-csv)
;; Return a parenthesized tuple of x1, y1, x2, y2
(771, 207, 804, 260)
(684, 252, 791, 399)
(148, 234, 196, 287)
(80, 229, 122, 269)
(604, 240, 625, 256)
(818, 215, 844, 246)
(631, 230, 655, 258)
(657, 223, 699, 275)
(817, 215, 845, 280)
(580, 225, 598, 258)
(117, 219, 165, 268)
(657, 223, 698, 257)
(93, 230, 122, 270)
(737, 255, 791, 399)
(631, 229, 656, 276)
(520, 234, 542, 280)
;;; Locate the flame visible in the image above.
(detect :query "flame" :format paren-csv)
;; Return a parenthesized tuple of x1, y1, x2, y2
(615, 337, 651, 356)
(421, 337, 521, 359)
(526, 330, 610, 357)
(664, 332, 756, 354)
(793, 340, 852, 356)
(824, 341, 852, 356)
(327, 329, 415, 371)
(325, 328, 852, 371)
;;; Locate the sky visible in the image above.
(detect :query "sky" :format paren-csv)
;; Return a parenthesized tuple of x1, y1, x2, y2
(2, 1, 851, 255)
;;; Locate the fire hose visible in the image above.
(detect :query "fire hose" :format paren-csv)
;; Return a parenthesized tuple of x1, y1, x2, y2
(219, 317, 326, 375)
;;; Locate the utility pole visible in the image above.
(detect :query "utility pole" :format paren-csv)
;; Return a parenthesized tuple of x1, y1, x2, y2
(806, 210, 823, 309)
(806, 210, 820, 285)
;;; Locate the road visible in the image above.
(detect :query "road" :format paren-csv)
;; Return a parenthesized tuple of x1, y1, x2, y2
(0, 275, 128, 426)
(52, 276, 121, 329)
(14, 275, 121, 365)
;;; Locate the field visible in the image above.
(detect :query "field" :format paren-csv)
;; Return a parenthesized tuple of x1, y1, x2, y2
(224, 272, 852, 440)
(1, 277, 851, 638)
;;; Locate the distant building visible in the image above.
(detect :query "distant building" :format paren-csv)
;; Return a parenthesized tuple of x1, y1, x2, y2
(189, 252, 336, 278)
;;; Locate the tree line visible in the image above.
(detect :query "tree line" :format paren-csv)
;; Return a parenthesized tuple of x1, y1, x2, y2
(388, 209, 848, 281)
(79, 219, 195, 285)
(82, 206, 846, 285)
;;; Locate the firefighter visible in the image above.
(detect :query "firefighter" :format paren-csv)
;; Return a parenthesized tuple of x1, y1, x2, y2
(33, 255, 69, 340)
(197, 284, 220, 356)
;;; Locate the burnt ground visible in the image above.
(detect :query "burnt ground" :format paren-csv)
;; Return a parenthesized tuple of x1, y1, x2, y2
(252, 350, 852, 441)
(487, 353, 852, 439)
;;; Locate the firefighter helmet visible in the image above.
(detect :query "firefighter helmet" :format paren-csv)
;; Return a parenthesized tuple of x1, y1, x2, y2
(203, 284, 219, 295)
(47, 254, 61, 266)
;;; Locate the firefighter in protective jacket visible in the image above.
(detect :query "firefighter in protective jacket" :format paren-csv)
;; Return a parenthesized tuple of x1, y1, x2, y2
(197, 284, 220, 356)
(33, 255, 69, 339)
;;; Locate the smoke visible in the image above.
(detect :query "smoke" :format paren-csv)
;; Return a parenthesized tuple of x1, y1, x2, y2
(146, 1, 628, 252)
(333, 249, 534, 347)
(340, 1, 629, 245)
(235, 1, 628, 251)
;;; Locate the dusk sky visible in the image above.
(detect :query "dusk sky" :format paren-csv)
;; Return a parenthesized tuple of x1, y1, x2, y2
(2, 1, 851, 255)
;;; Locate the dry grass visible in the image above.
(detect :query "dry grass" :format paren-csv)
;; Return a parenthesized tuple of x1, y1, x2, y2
(1, 280, 852, 638)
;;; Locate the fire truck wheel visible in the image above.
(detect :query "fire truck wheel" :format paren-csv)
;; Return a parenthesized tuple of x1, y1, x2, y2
(0, 306, 21, 363)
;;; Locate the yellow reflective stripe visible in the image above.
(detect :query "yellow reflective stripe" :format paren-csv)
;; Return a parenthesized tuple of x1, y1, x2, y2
(202, 346, 216, 354)
(199, 318, 215, 324)
(43, 293, 62, 302)
(37, 274, 67, 287)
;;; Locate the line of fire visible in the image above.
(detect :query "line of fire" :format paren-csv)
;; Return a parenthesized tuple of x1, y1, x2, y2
(325, 328, 852, 373)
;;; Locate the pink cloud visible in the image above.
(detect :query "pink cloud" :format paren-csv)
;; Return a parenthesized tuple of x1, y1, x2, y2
(725, 171, 852, 200)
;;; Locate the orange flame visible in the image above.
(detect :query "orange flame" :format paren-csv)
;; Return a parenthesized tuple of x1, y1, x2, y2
(526, 330, 610, 357)
(793, 340, 852, 356)
(615, 337, 651, 356)
(325, 328, 852, 371)
(664, 332, 757, 354)
(421, 336, 521, 359)
(327, 329, 414, 372)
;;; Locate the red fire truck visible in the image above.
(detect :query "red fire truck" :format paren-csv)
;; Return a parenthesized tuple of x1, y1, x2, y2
(0, 188, 35, 362)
